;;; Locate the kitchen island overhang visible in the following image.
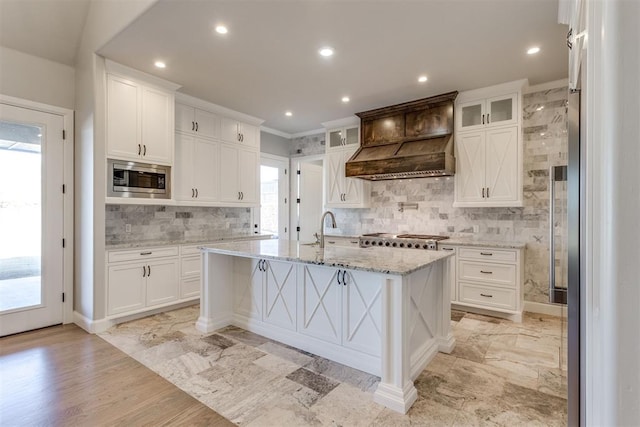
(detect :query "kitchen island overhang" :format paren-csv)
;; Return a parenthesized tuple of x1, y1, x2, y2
(197, 239, 455, 414)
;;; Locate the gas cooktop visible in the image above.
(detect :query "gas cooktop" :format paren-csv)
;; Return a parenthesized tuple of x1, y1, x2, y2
(359, 233, 449, 250)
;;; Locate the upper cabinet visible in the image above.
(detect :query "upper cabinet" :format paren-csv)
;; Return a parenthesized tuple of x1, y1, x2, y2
(322, 117, 370, 208)
(454, 80, 527, 207)
(221, 118, 259, 148)
(457, 93, 518, 132)
(105, 61, 180, 166)
(175, 103, 219, 139)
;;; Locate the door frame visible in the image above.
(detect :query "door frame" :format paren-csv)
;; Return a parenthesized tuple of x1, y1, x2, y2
(257, 153, 290, 239)
(0, 94, 74, 326)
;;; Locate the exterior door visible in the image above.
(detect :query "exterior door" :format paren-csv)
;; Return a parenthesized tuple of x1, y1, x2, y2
(0, 103, 65, 336)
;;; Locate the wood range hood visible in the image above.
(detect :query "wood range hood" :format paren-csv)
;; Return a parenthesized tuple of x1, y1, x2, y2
(345, 91, 458, 180)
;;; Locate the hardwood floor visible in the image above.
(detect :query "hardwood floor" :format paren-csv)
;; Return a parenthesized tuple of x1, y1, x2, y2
(0, 324, 233, 426)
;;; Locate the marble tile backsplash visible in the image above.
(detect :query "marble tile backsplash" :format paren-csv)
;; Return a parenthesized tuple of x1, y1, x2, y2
(330, 86, 569, 304)
(105, 205, 252, 246)
(290, 133, 326, 157)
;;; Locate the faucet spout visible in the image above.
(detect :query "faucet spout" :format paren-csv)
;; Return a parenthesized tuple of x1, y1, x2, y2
(319, 211, 337, 249)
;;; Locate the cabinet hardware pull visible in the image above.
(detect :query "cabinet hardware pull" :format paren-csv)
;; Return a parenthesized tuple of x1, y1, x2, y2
(192, 121, 195, 131)
(487, 113, 490, 123)
(140, 251, 152, 256)
(192, 188, 195, 198)
(143, 145, 146, 156)
(238, 133, 241, 142)
(350, 240, 359, 244)
(342, 271, 348, 286)
(241, 192, 244, 200)
(480, 252, 493, 256)
(241, 133, 244, 142)
(138, 144, 141, 155)
(195, 188, 198, 198)
(482, 114, 485, 125)
(142, 266, 146, 277)
(486, 187, 490, 198)
(480, 293, 493, 298)
(482, 188, 485, 198)
(147, 265, 151, 277)
(480, 270, 493, 274)
(195, 122, 198, 132)
(337, 270, 343, 285)
(442, 247, 454, 251)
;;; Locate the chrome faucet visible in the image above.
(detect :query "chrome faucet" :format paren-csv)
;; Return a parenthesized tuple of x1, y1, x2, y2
(319, 211, 337, 249)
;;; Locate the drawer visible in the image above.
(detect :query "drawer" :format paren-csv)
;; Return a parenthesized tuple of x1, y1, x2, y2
(459, 282, 517, 310)
(325, 237, 360, 247)
(181, 255, 201, 278)
(180, 244, 206, 256)
(439, 245, 457, 253)
(108, 246, 179, 263)
(458, 247, 517, 262)
(459, 260, 516, 287)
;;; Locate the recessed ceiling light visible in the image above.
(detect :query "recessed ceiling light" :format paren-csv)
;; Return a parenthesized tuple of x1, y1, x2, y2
(319, 47, 334, 57)
(215, 25, 228, 34)
(285, 111, 293, 117)
(341, 96, 350, 103)
(418, 75, 428, 83)
(154, 61, 166, 69)
(527, 46, 540, 55)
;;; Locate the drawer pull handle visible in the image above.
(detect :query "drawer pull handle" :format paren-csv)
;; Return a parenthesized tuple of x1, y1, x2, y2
(480, 270, 493, 274)
(442, 248, 454, 251)
(480, 252, 493, 256)
(480, 293, 493, 298)
(140, 252, 152, 256)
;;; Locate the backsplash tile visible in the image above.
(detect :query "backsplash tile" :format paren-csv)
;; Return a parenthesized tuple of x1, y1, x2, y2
(291, 133, 325, 157)
(105, 205, 252, 246)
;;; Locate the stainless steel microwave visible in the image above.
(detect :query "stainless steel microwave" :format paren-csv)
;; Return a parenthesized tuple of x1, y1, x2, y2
(107, 159, 171, 199)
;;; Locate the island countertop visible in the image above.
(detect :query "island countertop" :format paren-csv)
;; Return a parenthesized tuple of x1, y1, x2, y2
(201, 239, 454, 276)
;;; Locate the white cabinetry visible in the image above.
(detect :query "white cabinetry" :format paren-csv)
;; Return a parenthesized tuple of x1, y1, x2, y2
(454, 80, 526, 207)
(219, 144, 258, 204)
(221, 118, 258, 148)
(323, 117, 371, 208)
(175, 103, 219, 139)
(323, 235, 361, 248)
(297, 265, 382, 357)
(450, 246, 523, 322)
(105, 65, 178, 165)
(174, 133, 219, 202)
(179, 244, 202, 299)
(106, 246, 179, 316)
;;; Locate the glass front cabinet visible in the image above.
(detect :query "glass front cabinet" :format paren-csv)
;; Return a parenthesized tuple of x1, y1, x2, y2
(457, 93, 518, 131)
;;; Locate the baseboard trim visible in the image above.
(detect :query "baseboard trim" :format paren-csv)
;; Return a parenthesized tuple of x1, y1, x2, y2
(73, 311, 114, 334)
(524, 301, 567, 317)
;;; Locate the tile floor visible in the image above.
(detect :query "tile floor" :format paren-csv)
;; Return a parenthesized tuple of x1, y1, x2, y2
(99, 306, 567, 426)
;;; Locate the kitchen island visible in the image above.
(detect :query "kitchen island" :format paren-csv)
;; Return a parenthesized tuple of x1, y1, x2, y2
(197, 239, 455, 413)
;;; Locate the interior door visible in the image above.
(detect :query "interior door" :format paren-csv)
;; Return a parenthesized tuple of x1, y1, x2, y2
(0, 103, 65, 336)
(297, 161, 323, 242)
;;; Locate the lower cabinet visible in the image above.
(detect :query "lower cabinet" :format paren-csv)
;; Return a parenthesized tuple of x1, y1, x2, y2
(298, 264, 382, 357)
(107, 245, 198, 318)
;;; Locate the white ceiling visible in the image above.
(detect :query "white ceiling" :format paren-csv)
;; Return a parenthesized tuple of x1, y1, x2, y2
(1, 0, 569, 135)
(0, 0, 91, 66)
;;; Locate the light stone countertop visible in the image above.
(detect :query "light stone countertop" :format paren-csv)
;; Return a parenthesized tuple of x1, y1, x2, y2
(442, 237, 526, 249)
(106, 233, 273, 250)
(201, 239, 454, 276)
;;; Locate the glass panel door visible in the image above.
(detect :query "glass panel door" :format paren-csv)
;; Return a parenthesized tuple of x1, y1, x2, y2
(487, 93, 517, 126)
(460, 101, 484, 129)
(0, 103, 64, 336)
(260, 165, 279, 236)
(328, 129, 344, 149)
(344, 126, 359, 147)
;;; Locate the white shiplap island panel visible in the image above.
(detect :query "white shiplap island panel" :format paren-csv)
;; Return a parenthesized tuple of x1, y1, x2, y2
(197, 239, 455, 414)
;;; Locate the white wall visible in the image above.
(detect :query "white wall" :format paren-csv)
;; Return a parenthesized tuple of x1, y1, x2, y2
(260, 131, 291, 157)
(0, 46, 75, 109)
(74, 0, 158, 322)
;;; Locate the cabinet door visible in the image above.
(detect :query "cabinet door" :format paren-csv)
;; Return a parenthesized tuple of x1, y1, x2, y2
(297, 265, 341, 344)
(343, 126, 360, 148)
(141, 86, 173, 164)
(193, 138, 219, 202)
(486, 93, 518, 128)
(175, 103, 195, 133)
(238, 122, 258, 148)
(342, 270, 382, 357)
(180, 277, 200, 299)
(263, 260, 297, 330)
(107, 75, 140, 160)
(107, 262, 146, 315)
(485, 126, 519, 202)
(325, 150, 345, 205)
(194, 109, 219, 139)
(235, 259, 263, 319)
(220, 118, 240, 144)
(174, 133, 195, 201)
(458, 99, 485, 131)
(219, 144, 240, 202)
(342, 149, 364, 204)
(327, 129, 345, 151)
(455, 132, 486, 203)
(146, 258, 179, 306)
(238, 148, 258, 203)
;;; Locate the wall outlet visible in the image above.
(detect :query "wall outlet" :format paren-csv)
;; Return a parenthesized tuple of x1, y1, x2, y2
(125, 224, 131, 233)
(472, 225, 480, 233)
